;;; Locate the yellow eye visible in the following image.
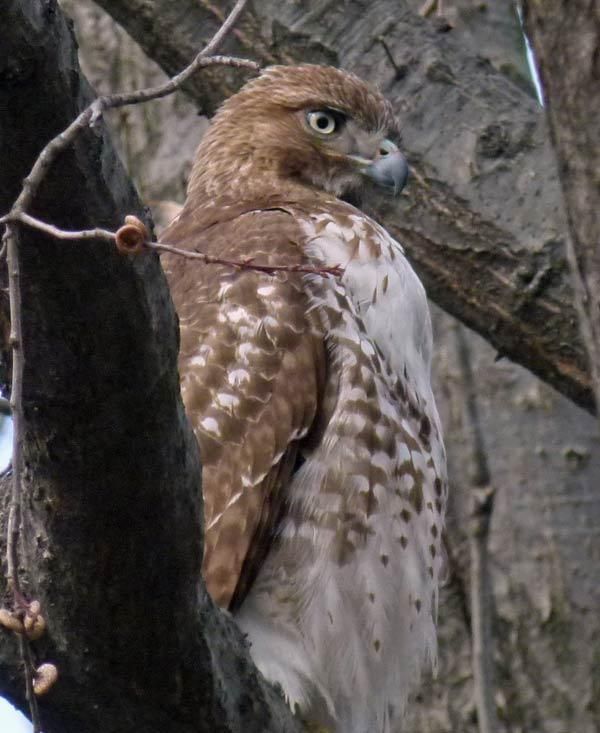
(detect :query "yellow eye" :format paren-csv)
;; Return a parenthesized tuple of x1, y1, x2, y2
(306, 110, 338, 135)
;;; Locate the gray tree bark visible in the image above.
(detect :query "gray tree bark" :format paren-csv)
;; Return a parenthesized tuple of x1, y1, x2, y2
(2, 1, 600, 732)
(521, 0, 600, 419)
(405, 0, 536, 94)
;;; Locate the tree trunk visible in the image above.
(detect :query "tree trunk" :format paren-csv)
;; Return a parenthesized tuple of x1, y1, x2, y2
(0, 2, 300, 731)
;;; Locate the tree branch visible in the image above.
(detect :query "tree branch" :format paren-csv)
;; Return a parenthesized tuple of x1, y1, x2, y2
(1, 219, 43, 729)
(1, 212, 343, 278)
(91, 0, 592, 412)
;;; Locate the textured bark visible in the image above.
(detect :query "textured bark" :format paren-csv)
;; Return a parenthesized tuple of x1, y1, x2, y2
(0, 2, 300, 731)
(415, 317, 600, 733)
(91, 0, 593, 414)
(405, 0, 536, 94)
(3, 1, 600, 732)
(400, 6, 600, 731)
(521, 1, 600, 416)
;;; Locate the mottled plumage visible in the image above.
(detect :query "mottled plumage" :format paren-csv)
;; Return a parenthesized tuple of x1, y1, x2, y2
(162, 65, 447, 732)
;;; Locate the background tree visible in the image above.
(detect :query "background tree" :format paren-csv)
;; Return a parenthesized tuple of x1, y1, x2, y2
(1, 1, 599, 732)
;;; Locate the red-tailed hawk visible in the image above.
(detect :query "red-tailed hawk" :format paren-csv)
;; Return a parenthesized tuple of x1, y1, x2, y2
(163, 65, 447, 732)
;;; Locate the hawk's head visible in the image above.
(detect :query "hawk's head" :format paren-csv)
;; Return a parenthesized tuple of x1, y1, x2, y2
(188, 65, 408, 207)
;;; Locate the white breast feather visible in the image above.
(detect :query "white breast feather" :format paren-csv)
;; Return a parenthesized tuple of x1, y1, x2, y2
(235, 207, 446, 733)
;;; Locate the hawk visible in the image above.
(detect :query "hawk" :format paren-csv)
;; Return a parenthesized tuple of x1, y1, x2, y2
(163, 65, 447, 732)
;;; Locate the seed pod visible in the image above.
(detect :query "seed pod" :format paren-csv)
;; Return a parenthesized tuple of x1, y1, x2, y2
(33, 663, 58, 696)
(24, 612, 46, 641)
(0, 608, 24, 634)
(115, 215, 149, 255)
(27, 600, 41, 616)
(124, 215, 149, 237)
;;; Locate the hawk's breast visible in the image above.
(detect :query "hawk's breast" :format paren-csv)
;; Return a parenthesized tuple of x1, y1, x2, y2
(235, 202, 447, 732)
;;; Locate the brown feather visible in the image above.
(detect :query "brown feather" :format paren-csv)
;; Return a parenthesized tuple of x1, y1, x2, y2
(163, 205, 326, 608)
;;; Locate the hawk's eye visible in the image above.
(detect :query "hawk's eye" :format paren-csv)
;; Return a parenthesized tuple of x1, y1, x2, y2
(306, 110, 343, 135)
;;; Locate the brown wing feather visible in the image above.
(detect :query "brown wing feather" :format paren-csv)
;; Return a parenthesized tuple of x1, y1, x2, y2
(162, 204, 325, 608)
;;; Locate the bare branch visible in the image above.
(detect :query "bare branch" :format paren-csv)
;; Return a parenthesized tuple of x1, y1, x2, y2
(3, 227, 23, 598)
(148, 240, 344, 277)
(10, 55, 258, 222)
(2, 220, 43, 731)
(200, 0, 250, 56)
(4, 212, 344, 279)
(90, 54, 258, 118)
(8, 0, 253, 218)
(6, 213, 115, 243)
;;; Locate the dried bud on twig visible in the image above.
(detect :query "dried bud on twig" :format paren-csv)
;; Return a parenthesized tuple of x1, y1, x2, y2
(115, 215, 150, 255)
(25, 614, 46, 640)
(33, 663, 58, 696)
(27, 600, 41, 615)
(0, 607, 25, 634)
(24, 601, 46, 641)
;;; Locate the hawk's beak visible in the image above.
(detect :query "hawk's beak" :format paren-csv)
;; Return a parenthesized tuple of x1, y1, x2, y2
(364, 148, 409, 196)
(351, 140, 409, 196)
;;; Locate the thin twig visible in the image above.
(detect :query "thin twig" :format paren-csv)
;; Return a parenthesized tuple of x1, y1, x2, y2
(8, 213, 115, 243)
(2, 222, 42, 731)
(4, 3, 257, 219)
(199, 0, 267, 59)
(4, 223, 24, 599)
(90, 54, 258, 119)
(7, 0, 255, 219)
(19, 637, 42, 733)
(81, 0, 255, 121)
(149, 240, 344, 277)
(201, 0, 250, 56)
(11, 56, 258, 222)
(3, 212, 344, 279)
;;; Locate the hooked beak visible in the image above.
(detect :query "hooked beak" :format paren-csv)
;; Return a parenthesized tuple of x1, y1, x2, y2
(350, 140, 409, 196)
(364, 149, 409, 195)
